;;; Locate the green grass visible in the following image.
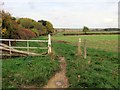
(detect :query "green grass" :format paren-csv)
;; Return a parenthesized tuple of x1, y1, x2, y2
(53, 34, 118, 52)
(2, 36, 60, 88)
(2, 56, 60, 88)
(2, 33, 119, 88)
(13, 36, 48, 53)
(52, 32, 118, 88)
(52, 41, 118, 88)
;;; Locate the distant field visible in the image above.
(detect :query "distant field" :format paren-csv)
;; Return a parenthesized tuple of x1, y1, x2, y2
(55, 31, 119, 36)
(53, 34, 118, 52)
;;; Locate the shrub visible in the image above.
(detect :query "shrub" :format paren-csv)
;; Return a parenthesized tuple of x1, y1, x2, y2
(1, 10, 55, 39)
(18, 18, 48, 35)
(31, 29, 39, 37)
(1, 11, 18, 39)
(45, 21, 54, 33)
(38, 20, 54, 34)
(31, 21, 47, 34)
(15, 29, 37, 39)
(17, 18, 34, 29)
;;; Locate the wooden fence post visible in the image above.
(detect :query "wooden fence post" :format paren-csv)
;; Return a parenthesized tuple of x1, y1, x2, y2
(9, 40, 11, 57)
(78, 38, 81, 52)
(48, 34, 52, 54)
(27, 41, 29, 55)
(84, 39, 87, 59)
(76, 38, 82, 56)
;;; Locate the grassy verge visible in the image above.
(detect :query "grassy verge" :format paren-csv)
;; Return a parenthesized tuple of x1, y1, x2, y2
(2, 56, 59, 88)
(52, 41, 118, 88)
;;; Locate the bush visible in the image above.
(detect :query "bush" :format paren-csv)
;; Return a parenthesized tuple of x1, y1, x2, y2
(1, 11, 55, 39)
(31, 21, 47, 35)
(31, 29, 39, 37)
(17, 18, 34, 29)
(15, 29, 37, 39)
(1, 11, 19, 39)
(46, 21, 54, 33)
(18, 18, 48, 35)
(38, 20, 54, 34)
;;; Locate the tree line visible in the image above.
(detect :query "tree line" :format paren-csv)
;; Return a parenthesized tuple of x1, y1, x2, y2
(1, 11, 55, 39)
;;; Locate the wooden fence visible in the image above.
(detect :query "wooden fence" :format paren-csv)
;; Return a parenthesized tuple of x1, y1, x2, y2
(0, 34, 52, 56)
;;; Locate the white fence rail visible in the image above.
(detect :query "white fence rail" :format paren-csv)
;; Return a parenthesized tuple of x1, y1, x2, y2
(0, 34, 52, 56)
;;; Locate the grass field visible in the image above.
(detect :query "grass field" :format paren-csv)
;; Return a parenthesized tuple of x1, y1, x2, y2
(53, 33, 118, 52)
(53, 41, 118, 88)
(14, 36, 48, 53)
(2, 56, 60, 88)
(2, 36, 60, 88)
(2, 32, 119, 88)
(52, 32, 119, 88)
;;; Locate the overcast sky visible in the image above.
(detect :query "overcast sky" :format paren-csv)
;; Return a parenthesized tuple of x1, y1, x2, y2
(1, 0, 119, 28)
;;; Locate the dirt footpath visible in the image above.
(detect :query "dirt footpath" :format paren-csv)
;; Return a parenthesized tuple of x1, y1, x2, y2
(43, 56, 69, 88)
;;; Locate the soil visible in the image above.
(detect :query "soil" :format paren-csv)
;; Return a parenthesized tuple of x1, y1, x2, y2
(43, 56, 69, 88)
(56, 40, 70, 44)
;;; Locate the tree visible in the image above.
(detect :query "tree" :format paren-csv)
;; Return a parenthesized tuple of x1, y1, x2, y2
(45, 21, 54, 33)
(83, 26, 89, 34)
(38, 20, 46, 26)
(12, 17, 16, 21)
(31, 21, 41, 30)
(1, 10, 20, 39)
(17, 18, 34, 29)
(38, 20, 54, 34)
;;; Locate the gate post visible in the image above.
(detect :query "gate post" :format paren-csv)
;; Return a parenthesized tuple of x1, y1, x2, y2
(48, 34, 52, 54)
(9, 40, 12, 57)
(27, 41, 29, 55)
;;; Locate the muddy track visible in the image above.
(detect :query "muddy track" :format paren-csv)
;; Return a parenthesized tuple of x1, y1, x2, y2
(43, 56, 69, 88)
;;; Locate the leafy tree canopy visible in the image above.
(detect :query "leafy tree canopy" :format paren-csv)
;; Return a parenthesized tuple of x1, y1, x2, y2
(38, 20, 54, 33)
(1, 11, 21, 38)
(83, 26, 89, 34)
